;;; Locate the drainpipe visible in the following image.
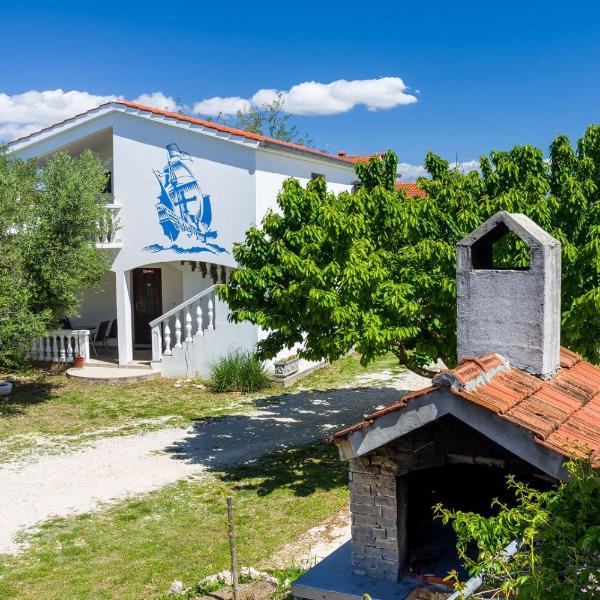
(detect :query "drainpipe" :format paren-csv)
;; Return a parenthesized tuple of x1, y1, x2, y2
(447, 540, 520, 600)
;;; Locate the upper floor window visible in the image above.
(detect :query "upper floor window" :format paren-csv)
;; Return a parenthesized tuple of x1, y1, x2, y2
(104, 171, 112, 194)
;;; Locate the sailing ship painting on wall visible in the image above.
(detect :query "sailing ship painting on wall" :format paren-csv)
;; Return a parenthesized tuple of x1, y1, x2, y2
(144, 144, 228, 255)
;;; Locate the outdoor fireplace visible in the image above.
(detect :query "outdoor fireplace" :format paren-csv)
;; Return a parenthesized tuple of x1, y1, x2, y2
(348, 416, 549, 582)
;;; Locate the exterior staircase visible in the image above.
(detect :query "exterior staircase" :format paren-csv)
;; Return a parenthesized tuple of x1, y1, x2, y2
(149, 285, 256, 379)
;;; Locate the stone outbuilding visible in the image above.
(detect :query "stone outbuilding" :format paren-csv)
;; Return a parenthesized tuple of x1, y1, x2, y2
(293, 212, 600, 600)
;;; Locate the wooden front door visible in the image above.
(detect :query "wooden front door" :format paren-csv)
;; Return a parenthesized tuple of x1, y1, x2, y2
(133, 268, 163, 345)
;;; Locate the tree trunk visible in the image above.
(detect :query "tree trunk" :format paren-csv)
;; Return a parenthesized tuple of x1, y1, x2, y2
(393, 342, 436, 379)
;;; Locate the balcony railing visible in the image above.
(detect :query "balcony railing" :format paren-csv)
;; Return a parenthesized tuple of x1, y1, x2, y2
(97, 202, 122, 248)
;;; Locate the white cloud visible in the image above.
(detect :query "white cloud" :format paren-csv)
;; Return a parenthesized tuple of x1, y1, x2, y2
(193, 77, 417, 117)
(0, 122, 43, 142)
(0, 89, 116, 142)
(0, 89, 116, 128)
(134, 91, 179, 112)
(0, 88, 183, 142)
(193, 96, 251, 117)
(448, 159, 480, 174)
(397, 162, 428, 181)
(397, 160, 480, 181)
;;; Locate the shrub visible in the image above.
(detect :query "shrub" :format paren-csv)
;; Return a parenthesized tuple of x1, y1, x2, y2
(209, 350, 270, 392)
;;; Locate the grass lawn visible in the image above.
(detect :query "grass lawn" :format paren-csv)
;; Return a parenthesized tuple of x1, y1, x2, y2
(0, 443, 348, 600)
(0, 353, 403, 460)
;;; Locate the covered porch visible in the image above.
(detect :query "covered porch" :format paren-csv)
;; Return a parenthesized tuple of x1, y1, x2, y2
(31, 259, 234, 375)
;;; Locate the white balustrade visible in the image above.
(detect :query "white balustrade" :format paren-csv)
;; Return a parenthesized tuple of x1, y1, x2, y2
(151, 325, 162, 362)
(28, 329, 90, 364)
(174, 313, 183, 349)
(207, 299, 214, 330)
(149, 285, 217, 361)
(96, 203, 123, 247)
(196, 304, 203, 337)
(163, 323, 172, 356)
(185, 309, 192, 342)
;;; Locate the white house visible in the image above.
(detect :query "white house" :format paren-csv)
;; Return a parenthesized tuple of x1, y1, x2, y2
(9, 100, 357, 378)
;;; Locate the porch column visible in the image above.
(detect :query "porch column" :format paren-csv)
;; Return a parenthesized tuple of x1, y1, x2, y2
(115, 269, 133, 366)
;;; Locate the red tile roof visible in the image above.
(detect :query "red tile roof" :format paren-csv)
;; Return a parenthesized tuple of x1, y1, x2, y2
(10, 100, 358, 166)
(396, 181, 427, 198)
(340, 153, 385, 164)
(333, 348, 600, 467)
(339, 155, 428, 198)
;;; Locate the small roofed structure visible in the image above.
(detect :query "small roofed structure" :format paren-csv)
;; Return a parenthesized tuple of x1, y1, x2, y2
(293, 212, 600, 600)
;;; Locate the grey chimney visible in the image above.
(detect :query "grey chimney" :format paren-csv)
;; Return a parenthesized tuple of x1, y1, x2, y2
(456, 211, 561, 377)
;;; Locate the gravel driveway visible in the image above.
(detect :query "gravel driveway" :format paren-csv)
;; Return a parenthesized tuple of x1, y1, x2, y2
(0, 370, 429, 554)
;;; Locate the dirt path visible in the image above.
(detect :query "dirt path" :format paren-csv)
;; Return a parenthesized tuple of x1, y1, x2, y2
(0, 370, 429, 554)
(267, 505, 351, 569)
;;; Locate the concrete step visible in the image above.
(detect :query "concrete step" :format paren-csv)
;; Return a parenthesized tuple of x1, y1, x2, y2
(66, 366, 161, 384)
(84, 359, 153, 371)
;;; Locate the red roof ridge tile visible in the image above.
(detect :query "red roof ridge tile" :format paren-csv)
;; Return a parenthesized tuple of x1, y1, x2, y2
(342, 153, 386, 164)
(433, 353, 509, 392)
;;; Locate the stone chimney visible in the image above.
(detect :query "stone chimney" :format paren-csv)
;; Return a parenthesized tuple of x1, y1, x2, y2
(456, 211, 561, 377)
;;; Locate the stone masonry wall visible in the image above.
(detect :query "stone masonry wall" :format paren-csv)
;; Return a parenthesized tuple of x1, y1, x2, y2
(349, 417, 542, 580)
(348, 423, 447, 580)
(349, 453, 404, 580)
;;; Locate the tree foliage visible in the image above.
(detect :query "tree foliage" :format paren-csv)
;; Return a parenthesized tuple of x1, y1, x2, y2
(435, 459, 600, 599)
(0, 148, 109, 367)
(202, 95, 313, 146)
(219, 125, 600, 370)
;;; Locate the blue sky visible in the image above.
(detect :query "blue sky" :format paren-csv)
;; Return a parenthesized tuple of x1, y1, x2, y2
(2, 0, 600, 177)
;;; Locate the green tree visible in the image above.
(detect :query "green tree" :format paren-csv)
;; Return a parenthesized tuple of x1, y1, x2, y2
(235, 94, 312, 146)
(201, 95, 313, 146)
(434, 459, 600, 599)
(219, 150, 422, 368)
(0, 148, 109, 367)
(220, 125, 600, 370)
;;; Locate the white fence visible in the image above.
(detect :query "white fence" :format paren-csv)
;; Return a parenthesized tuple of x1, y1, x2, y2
(28, 329, 91, 363)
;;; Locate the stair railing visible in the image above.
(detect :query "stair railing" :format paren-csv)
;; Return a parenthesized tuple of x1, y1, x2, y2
(149, 285, 216, 362)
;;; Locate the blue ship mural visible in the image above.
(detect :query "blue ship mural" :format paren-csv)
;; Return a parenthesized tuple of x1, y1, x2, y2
(144, 144, 227, 255)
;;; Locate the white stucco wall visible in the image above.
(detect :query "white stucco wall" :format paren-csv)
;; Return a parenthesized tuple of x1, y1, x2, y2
(182, 267, 221, 298)
(75, 271, 117, 328)
(255, 149, 355, 222)
(110, 112, 257, 273)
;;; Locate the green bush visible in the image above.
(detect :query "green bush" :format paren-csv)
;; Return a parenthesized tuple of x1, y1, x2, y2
(209, 350, 270, 392)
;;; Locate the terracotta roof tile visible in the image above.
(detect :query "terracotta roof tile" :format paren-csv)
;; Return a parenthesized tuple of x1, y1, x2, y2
(10, 100, 359, 166)
(504, 395, 568, 437)
(533, 383, 582, 413)
(342, 153, 385, 164)
(449, 362, 483, 386)
(560, 347, 581, 369)
(453, 387, 516, 414)
(333, 346, 600, 467)
(395, 181, 427, 198)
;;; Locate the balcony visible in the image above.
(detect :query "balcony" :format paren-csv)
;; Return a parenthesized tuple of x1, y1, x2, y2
(97, 202, 123, 249)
